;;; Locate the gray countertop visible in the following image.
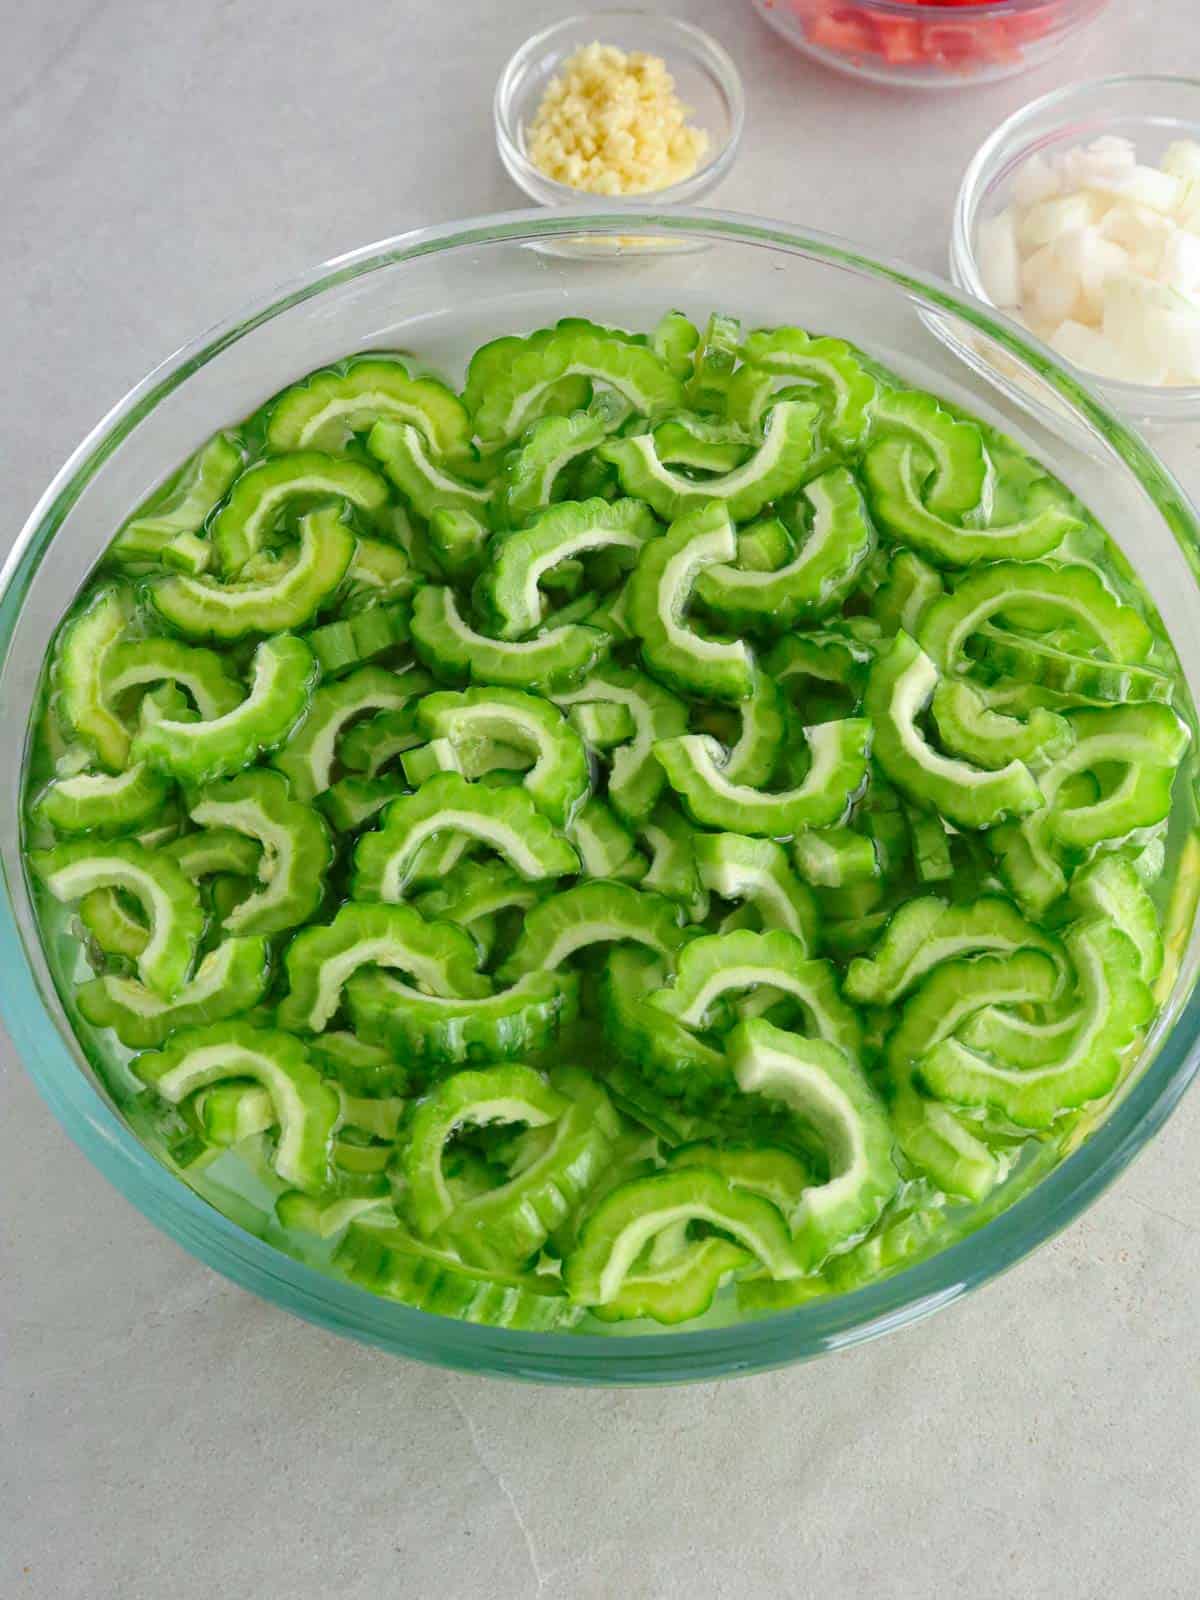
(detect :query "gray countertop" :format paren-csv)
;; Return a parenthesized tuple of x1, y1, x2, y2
(3, 4, 1199, 1596)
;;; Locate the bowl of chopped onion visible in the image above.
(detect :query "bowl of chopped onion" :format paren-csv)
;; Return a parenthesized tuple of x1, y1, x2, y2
(494, 12, 744, 208)
(952, 74, 1200, 423)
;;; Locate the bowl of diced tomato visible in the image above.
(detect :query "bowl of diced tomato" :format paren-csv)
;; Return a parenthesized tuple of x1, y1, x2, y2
(751, 0, 1110, 88)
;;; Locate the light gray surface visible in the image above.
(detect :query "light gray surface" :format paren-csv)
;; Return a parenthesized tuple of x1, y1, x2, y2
(3, 3, 1199, 1596)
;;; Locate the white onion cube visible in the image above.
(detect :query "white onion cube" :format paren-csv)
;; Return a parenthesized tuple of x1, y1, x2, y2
(1049, 320, 1134, 380)
(1011, 153, 1061, 210)
(1162, 140, 1200, 184)
(1160, 227, 1200, 299)
(1020, 193, 1096, 251)
(976, 208, 1022, 307)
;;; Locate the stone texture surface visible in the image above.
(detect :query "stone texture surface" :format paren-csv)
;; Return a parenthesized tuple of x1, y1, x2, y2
(3, 3, 1199, 1596)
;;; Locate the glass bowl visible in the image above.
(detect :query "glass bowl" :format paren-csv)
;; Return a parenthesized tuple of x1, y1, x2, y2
(952, 75, 1200, 427)
(5, 207, 1200, 1385)
(751, 0, 1109, 90)
(494, 11, 743, 206)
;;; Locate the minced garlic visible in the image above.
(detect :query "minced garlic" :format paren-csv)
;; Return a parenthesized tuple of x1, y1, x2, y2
(526, 43, 709, 197)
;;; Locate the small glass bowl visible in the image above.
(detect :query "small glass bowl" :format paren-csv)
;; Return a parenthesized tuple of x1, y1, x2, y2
(752, 0, 1109, 90)
(494, 11, 744, 207)
(951, 75, 1200, 427)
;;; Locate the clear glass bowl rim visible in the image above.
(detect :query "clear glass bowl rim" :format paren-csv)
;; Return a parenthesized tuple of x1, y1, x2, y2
(493, 10, 745, 207)
(951, 72, 1200, 410)
(4, 203, 1200, 1385)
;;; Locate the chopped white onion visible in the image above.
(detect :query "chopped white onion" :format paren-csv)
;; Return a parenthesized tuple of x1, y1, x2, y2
(975, 135, 1200, 387)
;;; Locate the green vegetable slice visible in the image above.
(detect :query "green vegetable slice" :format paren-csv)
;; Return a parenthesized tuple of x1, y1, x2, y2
(602, 400, 820, 523)
(335, 1222, 580, 1329)
(792, 828, 880, 889)
(865, 631, 1041, 829)
(318, 775, 406, 835)
(189, 769, 331, 936)
(150, 505, 356, 640)
(132, 1021, 339, 1192)
(479, 497, 656, 638)
(308, 1031, 409, 1098)
(499, 880, 685, 977)
(730, 326, 878, 452)
(627, 501, 755, 702)
(277, 902, 488, 1034)
(210, 451, 387, 575)
(339, 704, 426, 777)
(1069, 854, 1163, 984)
(870, 548, 944, 638)
(719, 671, 787, 787)
(652, 413, 753, 474)
(970, 626, 1173, 704)
(727, 1019, 899, 1269)
(695, 467, 874, 629)
(685, 312, 742, 411)
(104, 638, 245, 721)
(53, 584, 133, 771)
(692, 833, 819, 948)
(600, 946, 732, 1109)
(553, 665, 688, 824)
(869, 389, 991, 517)
(109, 433, 242, 567)
(930, 677, 1073, 773)
(366, 418, 493, 528)
(32, 839, 203, 998)
(991, 703, 1191, 913)
(401, 1064, 567, 1236)
(862, 439, 1078, 566)
(444, 1068, 623, 1269)
(500, 408, 613, 525)
(301, 602, 412, 679)
(346, 968, 577, 1067)
(411, 585, 608, 693)
(133, 634, 317, 784)
(591, 1236, 752, 1325)
(567, 701, 636, 750)
(567, 798, 647, 883)
(564, 1166, 802, 1306)
(844, 894, 1063, 1006)
(667, 1142, 812, 1213)
(652, 310, 700, 381)
(79, 886, 153, 959)
(271, 665, 419, 802)
(36, 763, 172, 837)
(919, 922, 1152, 1129)
(266, 356, 471, 457)
(654, 723, 871, 836)
(918, 561, 1153, 672)
(354, 772, 578, 899)
(637, 801, 709, 923)
(412, 859, 543, 932)
(651, 932, 860, 1055)
(275, 1192, 392, 1238)
(187, 1081, 277, 1149)
(78, 936, 271, 1048)
(465, 321, 683, 446)
(884, 949, 1060, 1198)
(417, 687, 589, 826)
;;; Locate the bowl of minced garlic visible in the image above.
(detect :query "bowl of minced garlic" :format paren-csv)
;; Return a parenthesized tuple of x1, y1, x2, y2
(496, 13, 744, 205)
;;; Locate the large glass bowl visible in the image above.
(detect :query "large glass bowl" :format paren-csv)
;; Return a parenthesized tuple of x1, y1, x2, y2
(4, 208, 1200, 1385)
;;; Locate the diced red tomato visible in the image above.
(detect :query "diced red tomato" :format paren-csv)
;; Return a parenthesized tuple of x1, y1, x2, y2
(873, 17, 925, 62)
(808, 11, 880, 55)
(781, 0, 1074, 75)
